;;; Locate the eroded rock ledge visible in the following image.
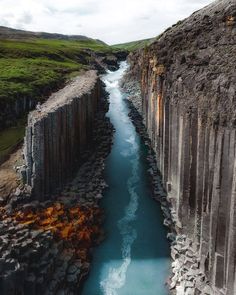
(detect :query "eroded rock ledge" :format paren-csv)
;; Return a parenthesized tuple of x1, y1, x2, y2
(0, 75, 114, 295)
(23, 71, 102, 201)
(124, 0, 236, 294)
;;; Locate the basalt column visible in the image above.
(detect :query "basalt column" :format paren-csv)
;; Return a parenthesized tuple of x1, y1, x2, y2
(126, 0, 236, 293)
(24, 71, 102, 200)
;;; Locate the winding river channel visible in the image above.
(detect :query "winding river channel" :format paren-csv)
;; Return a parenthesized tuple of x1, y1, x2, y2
(81, 62, 170, 295)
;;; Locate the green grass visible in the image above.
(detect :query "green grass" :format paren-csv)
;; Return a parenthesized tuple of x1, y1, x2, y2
(0, 38, 112, 58)
(0, 37, 120, 162)
(0, 58, 82, 104)
(0, 118, 26, 159)
(112, 38, 155, 52)
(0, 38, 114, 106)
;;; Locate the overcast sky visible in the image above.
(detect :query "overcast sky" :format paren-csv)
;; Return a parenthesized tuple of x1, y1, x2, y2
(0, 0, 213, 44)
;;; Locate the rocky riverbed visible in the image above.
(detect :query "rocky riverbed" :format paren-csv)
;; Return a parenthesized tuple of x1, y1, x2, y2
(0, 84, 114, 295)
(121, 79, 213, 295)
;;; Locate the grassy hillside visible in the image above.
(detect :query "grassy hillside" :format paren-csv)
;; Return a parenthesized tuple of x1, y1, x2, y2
(112, 38, 154, 52)
(0, 38, 114, 106)
(0, 32, 121, 162)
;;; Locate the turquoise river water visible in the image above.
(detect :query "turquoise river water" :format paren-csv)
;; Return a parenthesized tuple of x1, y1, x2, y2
(81, 62, 170, 295)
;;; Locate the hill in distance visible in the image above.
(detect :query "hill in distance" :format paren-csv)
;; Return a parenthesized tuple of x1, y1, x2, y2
(112, 38, 155, 51)
(0, 25, 123, 112)
(0, 26, 107, 44)
(0, 26, 127, 159)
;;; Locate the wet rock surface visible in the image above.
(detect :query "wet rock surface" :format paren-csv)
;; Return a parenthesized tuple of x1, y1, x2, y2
(122, 1, 236, 293)
(123, 77, 214, 295)
(0, 86, 114, 295)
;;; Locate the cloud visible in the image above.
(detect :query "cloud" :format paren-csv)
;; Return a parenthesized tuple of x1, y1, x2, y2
(45, 6, 58, 15)
(19, 12, 33, 25)
(0, 18, 10, 27)
(0, 0, 214, 44)
(60, 2, 100, 16)
(10, 12, 33, 30)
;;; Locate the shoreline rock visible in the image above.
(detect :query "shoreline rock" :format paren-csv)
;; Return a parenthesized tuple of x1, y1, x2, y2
(121, 79, 213, 295)
(121, 1, 236, 294)
(0, 82, 115, 295)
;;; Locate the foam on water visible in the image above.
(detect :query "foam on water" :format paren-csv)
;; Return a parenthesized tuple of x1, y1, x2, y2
(81, 61, 170, 295)
(101, 133, 139, 295)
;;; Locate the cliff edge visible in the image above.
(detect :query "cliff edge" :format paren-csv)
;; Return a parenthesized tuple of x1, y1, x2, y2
(24, 71, 101, 200)
(125, 0, 236, 294)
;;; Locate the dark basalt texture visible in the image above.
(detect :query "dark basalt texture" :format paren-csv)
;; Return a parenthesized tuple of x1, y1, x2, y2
(124, 0, 236, 294)
(0, 78, 114, 295)
(23, 71, 101, 201)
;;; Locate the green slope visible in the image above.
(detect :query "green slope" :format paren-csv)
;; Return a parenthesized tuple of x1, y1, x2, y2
(0, 38, 114, 106)
(0, 35, 118, 161)
(112, 38, 155, 52)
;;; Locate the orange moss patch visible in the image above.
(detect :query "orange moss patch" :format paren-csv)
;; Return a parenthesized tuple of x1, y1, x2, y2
(1, 202, 104, 262)
(16, 203, 102, 242)
(226, 16, 235, 26)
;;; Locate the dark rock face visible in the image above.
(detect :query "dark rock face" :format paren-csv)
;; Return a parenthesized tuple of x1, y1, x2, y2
(0, 79, 114, 295)
(0, 98, 36, 131)
(125, 0, 236, 294)
(89, 51, 128, 74)
(0, 52, 127, 131)
(23, 71, 101, 201)
(0, 25, 128, 130)
(0, 203, 102, 295)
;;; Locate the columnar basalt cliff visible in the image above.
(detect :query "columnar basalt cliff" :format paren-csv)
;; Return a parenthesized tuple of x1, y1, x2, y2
(24, 71, 101, 200)
(0, 68, 114, 295)
(125, 0, 236, 294)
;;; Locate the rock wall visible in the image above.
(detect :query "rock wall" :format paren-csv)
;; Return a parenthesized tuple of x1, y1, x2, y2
(0, 97, 35, 130)
(125, 0, 236, 294)
(0, 71, 113, 295)
(0, 48, 127, 131)
(24, 71, 101, 201)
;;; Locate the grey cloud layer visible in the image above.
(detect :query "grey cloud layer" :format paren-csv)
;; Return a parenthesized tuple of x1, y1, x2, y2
(0, 0, 213, 44)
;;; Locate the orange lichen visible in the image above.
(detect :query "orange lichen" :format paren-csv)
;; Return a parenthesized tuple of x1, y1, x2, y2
(226, 16, 235, 26)
(156, 94, 163, 136)
(3, 202, 104, 262)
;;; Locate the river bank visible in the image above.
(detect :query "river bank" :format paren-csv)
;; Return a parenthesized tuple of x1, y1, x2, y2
(121, 1, 236, 293)
(81, 62, 170, 295)
(0, 81, 115, 295)
(121, 76, 213, 295)
(0, 63, 172, 295)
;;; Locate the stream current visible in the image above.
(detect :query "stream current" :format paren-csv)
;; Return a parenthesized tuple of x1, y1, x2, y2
(81, 62, 170, 295)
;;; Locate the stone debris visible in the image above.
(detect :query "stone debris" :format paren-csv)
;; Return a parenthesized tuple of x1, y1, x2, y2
(122, 0, 236, 294)
(0, 83, 114, 295)
(122, 60, 215, 294)
(23, 71, 103, 201)
(169, 235, 213, 295)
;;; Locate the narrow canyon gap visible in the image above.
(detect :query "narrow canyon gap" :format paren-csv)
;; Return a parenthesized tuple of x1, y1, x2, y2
(81, 62, 170, 295)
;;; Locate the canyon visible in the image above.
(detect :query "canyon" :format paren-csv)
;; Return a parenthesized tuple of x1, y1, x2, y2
(123, 0, 236, 294)
(81, 62, 170, 295)
(0, 0, 235, 294)
(0, 69, 115, 294)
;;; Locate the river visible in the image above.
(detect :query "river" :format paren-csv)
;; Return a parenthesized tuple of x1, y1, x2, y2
(81, 62, 170, 295)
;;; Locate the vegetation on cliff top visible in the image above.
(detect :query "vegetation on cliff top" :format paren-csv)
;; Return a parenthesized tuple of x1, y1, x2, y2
(112, 38, 155, 51)
(0, 35, 120, 162)
(0, 38, 113, 106)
